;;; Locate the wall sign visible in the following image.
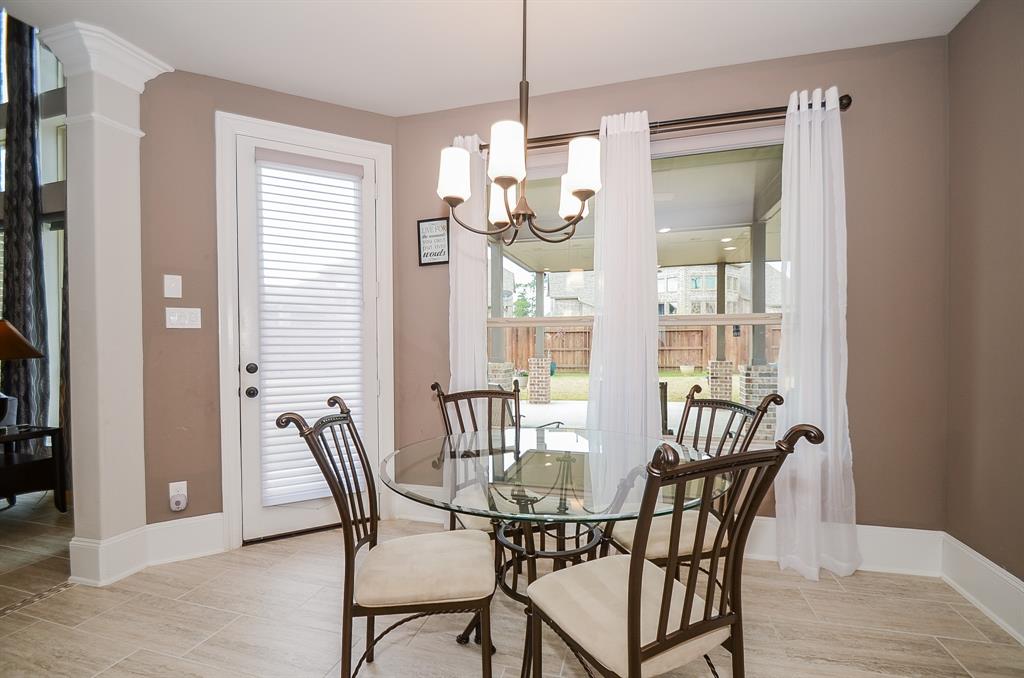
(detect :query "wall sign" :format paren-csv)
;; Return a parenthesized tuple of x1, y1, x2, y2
(417, 217, 450, 266)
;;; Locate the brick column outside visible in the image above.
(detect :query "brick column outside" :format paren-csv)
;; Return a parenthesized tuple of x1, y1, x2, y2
(707, 360, 734, 401)
(528, 355, 551, 404)
(739, 363, 778, 442)
(487, 361, 515, 391)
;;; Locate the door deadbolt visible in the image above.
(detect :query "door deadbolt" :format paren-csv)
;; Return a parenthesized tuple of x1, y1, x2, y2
(245, 387, 259, 398)
(245, 363, 259, 374)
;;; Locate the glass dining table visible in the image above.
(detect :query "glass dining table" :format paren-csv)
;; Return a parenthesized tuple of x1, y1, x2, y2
(380, 426, 720, 605)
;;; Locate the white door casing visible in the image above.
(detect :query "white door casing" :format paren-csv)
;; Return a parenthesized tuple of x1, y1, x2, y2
(216, 112, 393, 547)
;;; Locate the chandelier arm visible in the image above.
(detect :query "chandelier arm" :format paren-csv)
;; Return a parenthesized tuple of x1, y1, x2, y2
(525, 200, 587, 235)
(502, 225, 521, 247)
(449, 204, 513, 237)
(528, 219, 577, 244)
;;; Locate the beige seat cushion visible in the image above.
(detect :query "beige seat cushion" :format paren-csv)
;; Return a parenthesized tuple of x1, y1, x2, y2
(355, 529, 495, 607)
(528, 555, 730, 677)
(612, 513, 724, 561)
(453, 484, 498, 532)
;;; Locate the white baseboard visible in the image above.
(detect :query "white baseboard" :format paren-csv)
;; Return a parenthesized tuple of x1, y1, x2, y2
(941, 533, 1024, 646)
(744, 516, 944, 576)
(70, 513, 227, 586)
(69, 525, 148, 586)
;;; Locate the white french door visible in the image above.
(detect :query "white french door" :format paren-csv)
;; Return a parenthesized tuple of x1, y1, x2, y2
(235, 134, 379, 541)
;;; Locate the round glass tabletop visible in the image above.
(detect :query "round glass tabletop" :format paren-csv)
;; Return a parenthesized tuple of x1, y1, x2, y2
(380, 427, 726, 523)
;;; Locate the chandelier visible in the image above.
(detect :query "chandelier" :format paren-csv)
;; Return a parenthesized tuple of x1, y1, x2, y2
(435, 0, 601, 245)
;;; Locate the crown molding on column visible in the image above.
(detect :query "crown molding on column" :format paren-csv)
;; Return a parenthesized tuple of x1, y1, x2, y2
(38, 21, 172, 93)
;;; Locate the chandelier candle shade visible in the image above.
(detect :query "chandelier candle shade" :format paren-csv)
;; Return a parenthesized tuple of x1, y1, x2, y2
(435, 0, 601, 245)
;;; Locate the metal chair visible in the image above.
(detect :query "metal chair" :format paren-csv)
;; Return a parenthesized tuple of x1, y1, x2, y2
(606, 384, 783, 563)
(525, 424, 824, 678)
(431, 380, 522, 531)
(278, 396, 496, 677)
(675, 384, 783, 457)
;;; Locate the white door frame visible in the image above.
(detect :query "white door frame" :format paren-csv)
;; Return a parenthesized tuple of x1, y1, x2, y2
(214, 112, 394, 549)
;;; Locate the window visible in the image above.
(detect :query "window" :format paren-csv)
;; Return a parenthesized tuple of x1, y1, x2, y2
(485, 140, 783, 435)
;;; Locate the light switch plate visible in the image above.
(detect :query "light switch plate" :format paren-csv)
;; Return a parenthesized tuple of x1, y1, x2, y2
(165, 307, 201, 329)
(163, 274, 182, 299)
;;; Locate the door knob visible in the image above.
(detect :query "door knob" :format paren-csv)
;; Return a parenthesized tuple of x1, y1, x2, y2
(245, 387, 259, 398)
(245, 363, 259, 374)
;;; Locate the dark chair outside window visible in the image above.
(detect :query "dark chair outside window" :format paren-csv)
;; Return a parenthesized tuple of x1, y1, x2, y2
(278, 396, 497, 677)
(525, 424, 824, 678)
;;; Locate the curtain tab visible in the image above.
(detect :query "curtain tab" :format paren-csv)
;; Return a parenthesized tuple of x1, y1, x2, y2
(824, 86, 840, 111)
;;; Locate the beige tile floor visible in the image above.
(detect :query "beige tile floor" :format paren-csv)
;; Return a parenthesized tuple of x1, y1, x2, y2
(0, 491, 73, 609)
(0, 517, 1020, 678)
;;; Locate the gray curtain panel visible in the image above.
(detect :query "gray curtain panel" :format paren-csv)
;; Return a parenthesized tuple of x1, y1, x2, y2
(2, 15, 49, 427)
(60, 230, 71, 475)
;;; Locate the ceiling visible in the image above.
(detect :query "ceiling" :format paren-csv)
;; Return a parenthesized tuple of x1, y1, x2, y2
(7, 0, 976, 117)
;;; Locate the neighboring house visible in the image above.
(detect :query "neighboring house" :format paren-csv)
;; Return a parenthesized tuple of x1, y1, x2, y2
(546, 263, 782, 317)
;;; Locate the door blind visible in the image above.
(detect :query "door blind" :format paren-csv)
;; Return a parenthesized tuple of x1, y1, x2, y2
(256, 161, 365, 507)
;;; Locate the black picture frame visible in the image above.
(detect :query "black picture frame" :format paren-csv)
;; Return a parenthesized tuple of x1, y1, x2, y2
(417, 217, 450, 266)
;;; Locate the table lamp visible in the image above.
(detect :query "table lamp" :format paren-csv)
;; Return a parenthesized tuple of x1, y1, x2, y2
(0, 319, 43, 427)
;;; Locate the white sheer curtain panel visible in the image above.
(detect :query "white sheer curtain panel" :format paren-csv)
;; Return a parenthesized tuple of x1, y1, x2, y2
(586, 111, 660, 441)
(775, 87, 862, 580)
(447, 135, 489, 395)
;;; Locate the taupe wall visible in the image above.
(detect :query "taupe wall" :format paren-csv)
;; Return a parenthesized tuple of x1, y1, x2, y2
(140, 72, 396, 523)
(394, 38, 951, 531)
(140, 40, 954, 534)
(947, 0, 1024, 579)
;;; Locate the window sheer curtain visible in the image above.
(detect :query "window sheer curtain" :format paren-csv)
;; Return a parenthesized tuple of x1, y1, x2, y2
(586, 112, 659, 441)
(775, 87, 861, 580)
(447, 135, 489, 395)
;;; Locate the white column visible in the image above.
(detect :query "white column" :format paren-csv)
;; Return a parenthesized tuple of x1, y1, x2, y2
(39, 22, 171, 585)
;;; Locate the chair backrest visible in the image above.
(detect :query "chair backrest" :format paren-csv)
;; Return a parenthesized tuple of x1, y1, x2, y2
(676, 384, 783, 457)
(430, 380, 521, 435)
(276, 396, 379, 572)
(625, 424, 823, 676)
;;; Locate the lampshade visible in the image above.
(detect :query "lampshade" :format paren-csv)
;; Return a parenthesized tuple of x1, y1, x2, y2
(487, 120, 526, 183)
(0, 320, 42, 360)
(436, 146, 472, 202)
(565, 137, 601, 194)
(558, 174, 590, 220)
(488, 182, 516, 225)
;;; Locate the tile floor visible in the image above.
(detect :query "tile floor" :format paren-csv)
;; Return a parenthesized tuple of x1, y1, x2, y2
(0, 491, 73, 610)
(0, 518, 1020, 678)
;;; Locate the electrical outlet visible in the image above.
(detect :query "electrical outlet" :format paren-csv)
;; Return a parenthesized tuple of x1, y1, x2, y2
(169, 480, 188, 512)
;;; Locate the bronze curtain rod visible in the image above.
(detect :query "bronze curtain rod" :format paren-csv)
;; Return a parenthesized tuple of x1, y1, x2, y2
(480, 93, 852, 151)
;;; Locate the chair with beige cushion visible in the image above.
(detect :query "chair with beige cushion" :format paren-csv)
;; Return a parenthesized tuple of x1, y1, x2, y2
(607, 384, 783, 564)
(278, 396, 496, 677)
(431, 380, 521, 531)
(526, 425, 823, 678)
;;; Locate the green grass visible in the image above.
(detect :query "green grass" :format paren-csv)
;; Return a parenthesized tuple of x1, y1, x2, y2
(528, 367, 739, 402)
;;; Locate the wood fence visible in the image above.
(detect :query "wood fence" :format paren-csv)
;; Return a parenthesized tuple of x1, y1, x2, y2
(491, 325, 781, 372)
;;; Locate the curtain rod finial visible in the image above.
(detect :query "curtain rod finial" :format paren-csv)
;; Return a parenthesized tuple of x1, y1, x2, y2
(839, 94, 852, 111)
